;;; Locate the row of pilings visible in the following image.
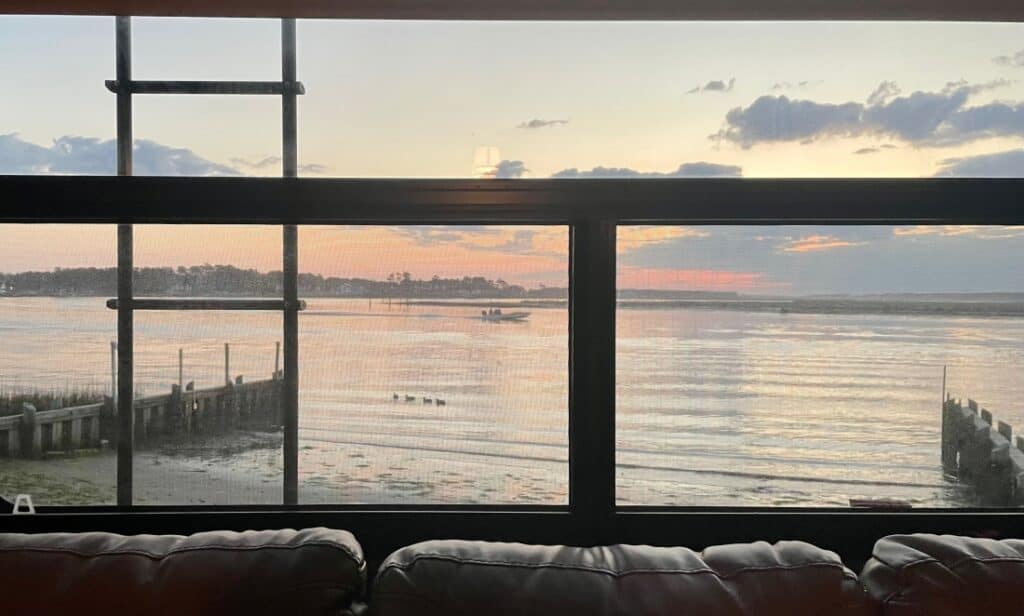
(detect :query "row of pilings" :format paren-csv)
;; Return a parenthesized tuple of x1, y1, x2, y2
(942, 396, 1024, 506)
(0, 372, 282, 459)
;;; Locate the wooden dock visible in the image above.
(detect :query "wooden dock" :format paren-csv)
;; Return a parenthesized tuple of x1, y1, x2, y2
(0, 372, 282, 459)
(942, 396, 1024, 506)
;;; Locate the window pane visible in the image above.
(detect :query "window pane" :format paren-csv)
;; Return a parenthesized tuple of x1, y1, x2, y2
(0, 224, 116, 505)
(134, 96, 281, 178)
(298, 21, 1024, 178)
(132, 17, 280, 81)
(132, 225, 283, 505)
(616, 225, 1024, 507)
(0, 16, 113, 175)
(298, 226, 568, 504)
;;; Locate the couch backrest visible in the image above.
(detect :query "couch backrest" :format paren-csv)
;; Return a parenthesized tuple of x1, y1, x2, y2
(0, 527, 366, 616)
(372, 539, 873, 616)
(861, 533, 1024, 615)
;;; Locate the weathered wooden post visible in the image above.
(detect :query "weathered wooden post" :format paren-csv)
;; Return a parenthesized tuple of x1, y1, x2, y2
(110, 341, 118, 405)
(19, 403, 40, 459)
(275, 341, 280, 380)
(941, 397, 959, 470)
(224, 342, 230, 387)
(999, 421, 1013, 443)
(169, 384, 183, 435)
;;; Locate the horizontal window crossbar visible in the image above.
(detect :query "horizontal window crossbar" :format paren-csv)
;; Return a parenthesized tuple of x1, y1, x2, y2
(4, 0, 1023, 22)
(3, 176, 1023, 225)
(104, 80, 305, 95)
(105, 298, 307, 310)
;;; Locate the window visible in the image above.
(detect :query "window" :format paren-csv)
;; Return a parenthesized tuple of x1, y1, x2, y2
(0, 16, 113, 175)
(1, 13, 1022, 518)
(6, 17, 1024, 178)
(617, 225, 1024, 507)
(131, 226, 284, 505)
(297, 226, 569, 504)
(0, 224, 116, 505)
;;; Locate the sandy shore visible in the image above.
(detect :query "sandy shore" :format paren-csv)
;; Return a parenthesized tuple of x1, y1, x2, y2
(0, 432, 288, 506)
(1, 430, 567, 506)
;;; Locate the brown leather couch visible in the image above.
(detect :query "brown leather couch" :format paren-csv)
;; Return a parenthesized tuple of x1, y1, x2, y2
(0, 527, 366, 615)
(372, 539, 873, 615)
(861, 533, 1024, 615)
(3, 529, 1022, 615)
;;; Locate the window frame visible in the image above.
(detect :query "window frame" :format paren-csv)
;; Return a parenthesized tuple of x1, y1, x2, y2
(4, 6, 1024, 571)
(3, 175, 1022, 516)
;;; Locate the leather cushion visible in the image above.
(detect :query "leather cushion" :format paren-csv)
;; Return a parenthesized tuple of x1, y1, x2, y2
(372, 539, 871, 615)
(0, 527, 365, 615)
(861, 533, 1024, 615)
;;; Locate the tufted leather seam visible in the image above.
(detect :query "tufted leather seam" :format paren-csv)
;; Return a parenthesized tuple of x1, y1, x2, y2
(378, 553, 847, 580)
(0, 540, 365, 568)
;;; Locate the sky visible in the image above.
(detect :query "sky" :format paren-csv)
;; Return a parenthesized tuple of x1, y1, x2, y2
(2, 17, 1024, 293)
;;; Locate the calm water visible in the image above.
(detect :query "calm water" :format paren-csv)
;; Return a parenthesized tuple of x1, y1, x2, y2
(1, 297, 1022, 507)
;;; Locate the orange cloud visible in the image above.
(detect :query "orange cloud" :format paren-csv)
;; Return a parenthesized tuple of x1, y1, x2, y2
(618, 226, 708, 253)
(893, 225, 1024, 239)
(618, 265, 776, 291)
(780, 235, 866, 253)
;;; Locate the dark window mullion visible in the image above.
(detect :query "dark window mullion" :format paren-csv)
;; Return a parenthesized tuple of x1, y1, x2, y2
(115, 15, 134, 507)
(568, 221, 617, 532)
(281, 17, 299, 505)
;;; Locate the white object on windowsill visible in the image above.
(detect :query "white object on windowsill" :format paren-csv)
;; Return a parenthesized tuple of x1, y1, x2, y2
(12, 494, 35, 514)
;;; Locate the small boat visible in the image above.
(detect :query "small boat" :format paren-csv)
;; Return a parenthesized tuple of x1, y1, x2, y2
(480, 310, 530, 322)
(404, 395, 416, 402)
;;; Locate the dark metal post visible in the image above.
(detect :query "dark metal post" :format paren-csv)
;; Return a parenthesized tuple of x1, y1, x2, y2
(568, 222, 616, 538)
(115, 15, 134, 507)
(281, 18, 299, 505)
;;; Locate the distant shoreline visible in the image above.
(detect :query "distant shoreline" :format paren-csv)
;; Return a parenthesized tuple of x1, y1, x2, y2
(405, 297, 1024, 318)
(4, 294, 1024, 319)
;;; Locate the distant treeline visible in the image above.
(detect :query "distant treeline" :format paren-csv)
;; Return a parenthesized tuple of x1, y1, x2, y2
(0, 265, 567, 299)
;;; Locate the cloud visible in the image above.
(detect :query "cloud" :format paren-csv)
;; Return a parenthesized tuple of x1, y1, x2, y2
(867, 80, 902, 106)
(893, 225, 1024, 239)
(934, 148, 1024, 177)
(713, 80, 1022, 148)
(713, 96, 863, 146)
(494, 159, 529, 178)
(618, 265, 772, 291)
(772, 80, 822, 91)
(1, 133, 239, 176)
(780, 235, 867, 253)
(231, 155, 280, 170)
(618, 226, 709, 252)
(516, 119, 569, 129)
(1, 133, 329, 177)
(551, 161, 742, 178)
(854, 147, 879, 155)
(231, 155, 328, 175)
(687, 78, 736, 94)
(994, 49, 1024, 68)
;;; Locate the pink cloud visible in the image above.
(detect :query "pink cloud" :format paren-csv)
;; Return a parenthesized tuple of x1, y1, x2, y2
(618, 266, 778, 291)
